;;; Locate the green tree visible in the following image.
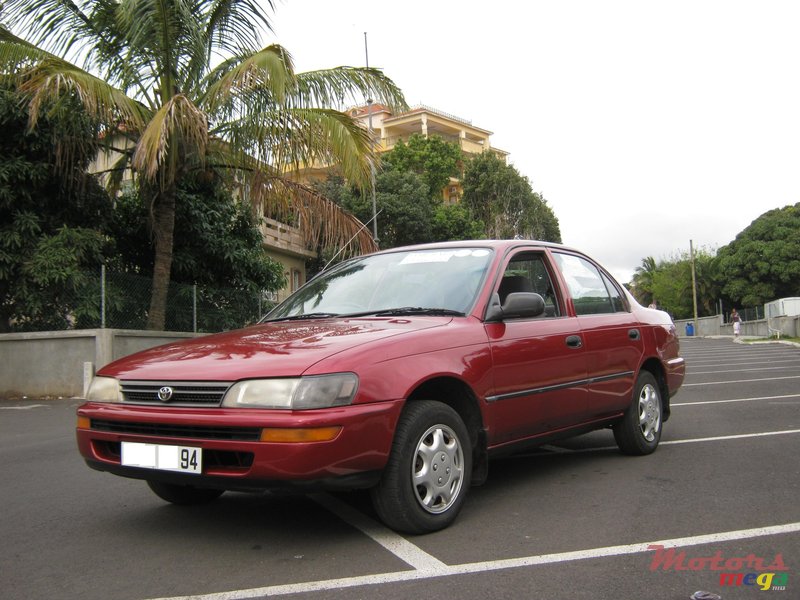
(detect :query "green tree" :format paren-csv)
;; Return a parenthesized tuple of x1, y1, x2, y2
(461, 152, 561, 242)
(333, 169, 435, 249)
(312, 134, 484, 259)
(431, 203, 485, 242)
(0, 83, 112, 332)
(110, 175, 285, 330)
(630, 256, 658, 306)
(382, 134, 463, 198)
(716, 203, 800, 306)
(0, 0, 405, 329)
(649, 249, 720, 319)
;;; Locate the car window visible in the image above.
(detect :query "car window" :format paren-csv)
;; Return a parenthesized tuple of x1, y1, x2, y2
(552, 253, 616, 315)
(267, 247, 494, 318)
(499, 253, 561, 317)
(601, 271, 627, 312)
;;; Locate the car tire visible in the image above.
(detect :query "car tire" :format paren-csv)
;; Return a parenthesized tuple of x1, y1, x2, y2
(613, 371, 663, 455)
(371, 400, 472, 534)
(146, 481, 224, 505)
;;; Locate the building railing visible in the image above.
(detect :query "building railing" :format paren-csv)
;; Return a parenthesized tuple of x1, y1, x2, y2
(259, 217, 313, 256)
(408, 104, 473, 126)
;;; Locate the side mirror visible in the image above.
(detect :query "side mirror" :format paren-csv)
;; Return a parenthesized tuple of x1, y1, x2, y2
(485, 292, 546, 322)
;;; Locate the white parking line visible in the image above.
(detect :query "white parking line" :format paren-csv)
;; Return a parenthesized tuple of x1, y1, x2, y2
(146, 522, 800, 600)
(688, 358, 800, 368)
(0, 404, 48, 410)
(661, 429, 800, 445)
(683, 375, 800, 386)
(672, 393, 800, 407)
(533, 429, 800, 455)
(689, 366, 800, 375)
(310, 493, 448, 572)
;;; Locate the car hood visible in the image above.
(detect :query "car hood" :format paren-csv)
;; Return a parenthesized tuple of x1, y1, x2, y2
(99, 317, 450, 381)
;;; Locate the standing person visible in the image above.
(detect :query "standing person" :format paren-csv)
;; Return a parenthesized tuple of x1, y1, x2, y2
(731, 308, 742, 337)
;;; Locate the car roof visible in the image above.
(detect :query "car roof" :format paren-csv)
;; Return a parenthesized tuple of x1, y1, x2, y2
(370, 239, 579, 255)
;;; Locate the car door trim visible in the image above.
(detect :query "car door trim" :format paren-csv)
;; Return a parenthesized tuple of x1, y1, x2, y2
(486, 370, 635, 403)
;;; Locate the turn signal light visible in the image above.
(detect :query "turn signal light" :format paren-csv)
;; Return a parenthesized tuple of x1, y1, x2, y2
(260, 427, 342, 443)
(77, 416, 91, 429)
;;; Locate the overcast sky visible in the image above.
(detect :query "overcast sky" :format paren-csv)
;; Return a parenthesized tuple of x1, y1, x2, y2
(271, 0, 800, 283)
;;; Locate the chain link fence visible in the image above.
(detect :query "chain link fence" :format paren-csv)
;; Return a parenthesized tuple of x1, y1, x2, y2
(725, 305, 764, 323)
(13, 266, 277, 333)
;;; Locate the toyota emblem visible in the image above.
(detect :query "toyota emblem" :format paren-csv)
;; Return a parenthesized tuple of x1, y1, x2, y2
(157, 386, 174, 402)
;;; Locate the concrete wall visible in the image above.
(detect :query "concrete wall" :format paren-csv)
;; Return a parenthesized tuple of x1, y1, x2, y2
(675, 315, 799, 338)
(674, 315, 722, 337)
(0, 329, 203, 399)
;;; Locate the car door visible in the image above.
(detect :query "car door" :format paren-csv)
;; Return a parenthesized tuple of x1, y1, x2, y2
(551, 251, 644, 420)
(484, 250, 589, 444)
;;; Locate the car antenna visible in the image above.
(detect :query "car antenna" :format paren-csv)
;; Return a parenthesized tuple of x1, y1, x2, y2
(319, 208, 383, 274)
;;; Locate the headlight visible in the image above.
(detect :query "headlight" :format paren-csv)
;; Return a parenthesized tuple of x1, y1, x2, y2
(86, 376, 123, 403)
(222, 373, 359, 410)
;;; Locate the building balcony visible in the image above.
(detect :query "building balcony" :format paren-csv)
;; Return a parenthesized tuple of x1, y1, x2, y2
(259, 218, 317, 259)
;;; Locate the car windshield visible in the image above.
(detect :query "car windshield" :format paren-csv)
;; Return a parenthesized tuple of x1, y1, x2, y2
(265, 247, 494, 321)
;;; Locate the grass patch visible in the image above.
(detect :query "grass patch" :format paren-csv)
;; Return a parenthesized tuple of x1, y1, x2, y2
(743, 336, 800, 344)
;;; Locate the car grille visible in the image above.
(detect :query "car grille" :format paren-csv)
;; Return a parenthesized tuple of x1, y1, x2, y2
(91, 419, 262, 441)
(121, 381, 230, 406)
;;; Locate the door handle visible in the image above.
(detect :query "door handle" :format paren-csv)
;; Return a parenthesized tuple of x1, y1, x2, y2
(628, 328, 641, 340)
(566, 335, 582, 348)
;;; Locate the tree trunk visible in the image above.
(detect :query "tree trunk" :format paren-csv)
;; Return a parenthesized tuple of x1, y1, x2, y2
(146, 188, 176, 330)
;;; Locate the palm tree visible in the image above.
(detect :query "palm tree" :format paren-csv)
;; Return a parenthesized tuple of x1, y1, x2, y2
(631, 256, 658, 306)
(0, 0, 405, 329)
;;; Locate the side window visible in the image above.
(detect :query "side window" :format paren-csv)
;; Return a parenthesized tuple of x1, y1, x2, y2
(553, 253, 614, 315)
(498, 253, 561, 317)
(601, 272, 627, 313)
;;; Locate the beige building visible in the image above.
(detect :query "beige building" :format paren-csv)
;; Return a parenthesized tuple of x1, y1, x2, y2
(258, 218, 316, 302)
(295, 104, 507, 203)
(356, 104, 508, 203)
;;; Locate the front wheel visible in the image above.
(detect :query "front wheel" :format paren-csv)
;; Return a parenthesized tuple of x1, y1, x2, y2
(147, 480, 224, 505)
(613, 371, 663, 455)
(371, 400, 472, 534)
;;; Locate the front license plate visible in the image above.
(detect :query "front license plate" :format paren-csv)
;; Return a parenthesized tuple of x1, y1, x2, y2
(121, 442, 202, 475)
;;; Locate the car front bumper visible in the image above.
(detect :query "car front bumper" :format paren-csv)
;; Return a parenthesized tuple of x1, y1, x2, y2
(76, 399, 405, 490)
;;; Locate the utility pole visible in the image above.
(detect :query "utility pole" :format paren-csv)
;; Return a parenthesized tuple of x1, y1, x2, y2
(690, 239, 699, 336)
(364, 32, 378, 245)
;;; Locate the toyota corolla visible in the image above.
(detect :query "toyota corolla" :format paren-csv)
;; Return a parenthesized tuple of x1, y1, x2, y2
(77, 240, 685, 533)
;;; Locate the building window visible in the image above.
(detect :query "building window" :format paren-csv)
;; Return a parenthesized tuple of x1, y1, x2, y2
(291, 269, 302, 292)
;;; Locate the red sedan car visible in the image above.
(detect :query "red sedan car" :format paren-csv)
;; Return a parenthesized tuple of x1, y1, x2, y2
(77, 240, 685, 533)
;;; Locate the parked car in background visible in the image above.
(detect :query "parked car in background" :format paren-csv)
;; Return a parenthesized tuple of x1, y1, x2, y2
(77, 240, 685, 533)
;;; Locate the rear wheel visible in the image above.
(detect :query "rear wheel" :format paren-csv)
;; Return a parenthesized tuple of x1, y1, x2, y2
(613, 371, 662, 455)
(147, 481, 224, 505)
(371, 400, 472, 534)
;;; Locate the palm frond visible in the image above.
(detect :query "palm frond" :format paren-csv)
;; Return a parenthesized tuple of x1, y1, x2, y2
(254, 176, 377, 256)
(294, 67, 407, 113)
(132, 94, 208, 182)
(0, 25, 63, 70)
(201, 138, 376, 257)
(215, 105, 374, 190)
(2, 0, 99, 61)
(203, 0, 274, 56)
(17, 56, 149, 131)
(202, 44, 294, 114)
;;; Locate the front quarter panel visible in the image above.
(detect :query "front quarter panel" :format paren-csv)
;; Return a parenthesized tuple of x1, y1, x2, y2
(308, 317, 494, 406)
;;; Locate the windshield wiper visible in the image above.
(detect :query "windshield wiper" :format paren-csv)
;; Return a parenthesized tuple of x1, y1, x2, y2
(264, 312, 340, 323)
(368, 307, 465, 317)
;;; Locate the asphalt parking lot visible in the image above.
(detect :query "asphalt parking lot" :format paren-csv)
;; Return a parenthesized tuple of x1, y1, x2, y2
(1, 337, 798, 600)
